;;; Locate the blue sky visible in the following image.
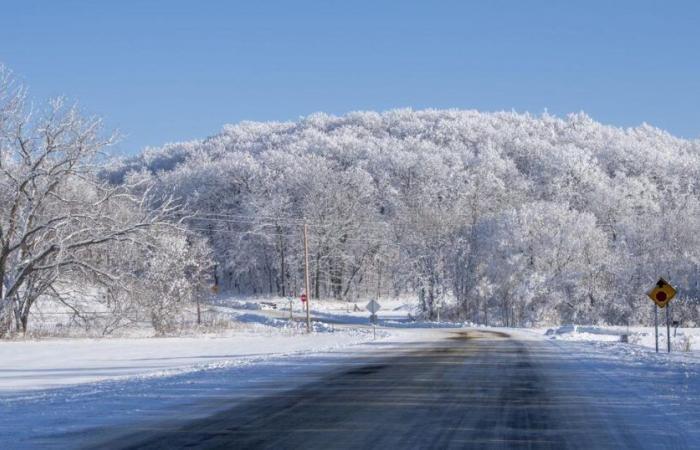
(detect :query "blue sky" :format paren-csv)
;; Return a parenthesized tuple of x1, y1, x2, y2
(1, 0, 698, 154)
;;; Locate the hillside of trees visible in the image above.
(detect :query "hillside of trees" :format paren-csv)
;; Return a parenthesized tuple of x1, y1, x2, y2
(106, 109, 700, 327)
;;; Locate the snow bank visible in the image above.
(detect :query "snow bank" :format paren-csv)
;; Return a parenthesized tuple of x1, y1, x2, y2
(544, 325, 700, 353)
(0, 326, 381, 393)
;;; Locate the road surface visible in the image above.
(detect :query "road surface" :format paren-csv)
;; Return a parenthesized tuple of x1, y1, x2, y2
(86, 329, 695, 449)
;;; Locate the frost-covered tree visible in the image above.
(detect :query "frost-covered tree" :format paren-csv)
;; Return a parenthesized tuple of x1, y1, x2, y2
(0, 66, 206, 335)
(105, 108, 700, 326)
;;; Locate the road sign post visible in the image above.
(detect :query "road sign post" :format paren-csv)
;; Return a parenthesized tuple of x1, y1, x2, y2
(366, 300, 381, 340)
(647, 278, 676, 353)
(654, 305, 659, 353)
(666, 306, 671, 353)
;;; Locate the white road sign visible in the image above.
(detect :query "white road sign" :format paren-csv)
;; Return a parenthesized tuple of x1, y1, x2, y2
(366, 299, 381, 314)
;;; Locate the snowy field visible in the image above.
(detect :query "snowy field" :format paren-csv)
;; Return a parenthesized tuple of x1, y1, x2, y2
(542, 323, 700, 355)
(0, 296, 421, 393)
(0, 329, 378, 392)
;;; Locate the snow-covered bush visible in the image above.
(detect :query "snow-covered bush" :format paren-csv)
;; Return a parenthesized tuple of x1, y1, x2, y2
(675, 335, 693, 352)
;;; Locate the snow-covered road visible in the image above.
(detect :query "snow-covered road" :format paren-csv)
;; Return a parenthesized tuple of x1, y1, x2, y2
(0, 328, 437, 448)
(3, 327, 700, 449)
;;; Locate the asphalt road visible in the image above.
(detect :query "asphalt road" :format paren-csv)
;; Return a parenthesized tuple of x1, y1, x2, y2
(90, 330, 693, 449)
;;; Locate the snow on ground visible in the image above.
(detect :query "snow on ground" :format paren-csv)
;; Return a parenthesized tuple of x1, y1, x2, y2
(0, 295, 414, 393)
(216, 295, 471, 329)
(8, 293, 700, 395)
(0, 328, 445, 448)
(0, 294, 443, 394)
(541, 323, 700, 354)
(212, 295, 420, 321)
(0, 328, 379, 392)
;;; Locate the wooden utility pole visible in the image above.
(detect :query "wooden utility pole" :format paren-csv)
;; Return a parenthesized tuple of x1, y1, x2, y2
(303, 223, 311, 333)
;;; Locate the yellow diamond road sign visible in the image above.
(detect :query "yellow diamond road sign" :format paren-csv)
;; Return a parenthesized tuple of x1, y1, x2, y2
(647, 278, 676, 308)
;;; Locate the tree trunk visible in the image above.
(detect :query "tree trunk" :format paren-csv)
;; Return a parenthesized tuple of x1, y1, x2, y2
(279, 236, 286, 297)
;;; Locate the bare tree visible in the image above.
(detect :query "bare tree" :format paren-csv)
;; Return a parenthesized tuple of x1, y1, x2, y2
(0, 66, 180, 335)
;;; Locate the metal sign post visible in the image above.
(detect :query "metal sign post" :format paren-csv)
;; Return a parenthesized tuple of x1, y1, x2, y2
(366, 300, 381, 340)
(666, 306, 671, 353)
(654, 305, 659, 353)
(647, 277, 677, 354)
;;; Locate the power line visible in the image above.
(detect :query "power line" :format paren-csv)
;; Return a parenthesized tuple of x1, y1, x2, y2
(186, 227, 404, 247)
(188, 213, 469, 232)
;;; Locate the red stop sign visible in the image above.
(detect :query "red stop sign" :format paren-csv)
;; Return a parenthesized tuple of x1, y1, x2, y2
(300, 293, 307, 302)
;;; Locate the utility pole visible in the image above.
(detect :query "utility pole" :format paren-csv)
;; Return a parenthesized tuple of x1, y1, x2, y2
(303, 223, 311, 333)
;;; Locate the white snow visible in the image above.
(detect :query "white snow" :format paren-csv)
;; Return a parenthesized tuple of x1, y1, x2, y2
(0, 295, 434, 394)
(0, 329, 380, 392)
(543, 324, 700, 353)
(0, 296, 411, 393)
(7, 296, 700, 395)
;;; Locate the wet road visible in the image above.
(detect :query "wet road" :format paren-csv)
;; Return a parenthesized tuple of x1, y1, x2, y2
(92, 330, 693, 449)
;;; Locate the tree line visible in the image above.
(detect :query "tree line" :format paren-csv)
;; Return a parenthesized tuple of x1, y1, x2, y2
(3, 63, 698, 332)
(105, 108, 700, 327)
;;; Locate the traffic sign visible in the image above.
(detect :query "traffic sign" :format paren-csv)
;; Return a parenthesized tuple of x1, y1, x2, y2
(366, 299, 381, 314)
(647, 278, 676, 308)
(300, 293, 307, 303)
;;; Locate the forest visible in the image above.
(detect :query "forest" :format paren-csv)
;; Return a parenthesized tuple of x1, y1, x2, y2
(3, 63, 700, 335)
(104, 108, 700, 327)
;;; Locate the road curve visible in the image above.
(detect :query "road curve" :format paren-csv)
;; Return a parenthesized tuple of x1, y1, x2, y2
(91, 330, 692, 449)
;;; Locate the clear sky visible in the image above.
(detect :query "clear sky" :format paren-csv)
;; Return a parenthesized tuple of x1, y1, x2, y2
(1, 0, 698, 154)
